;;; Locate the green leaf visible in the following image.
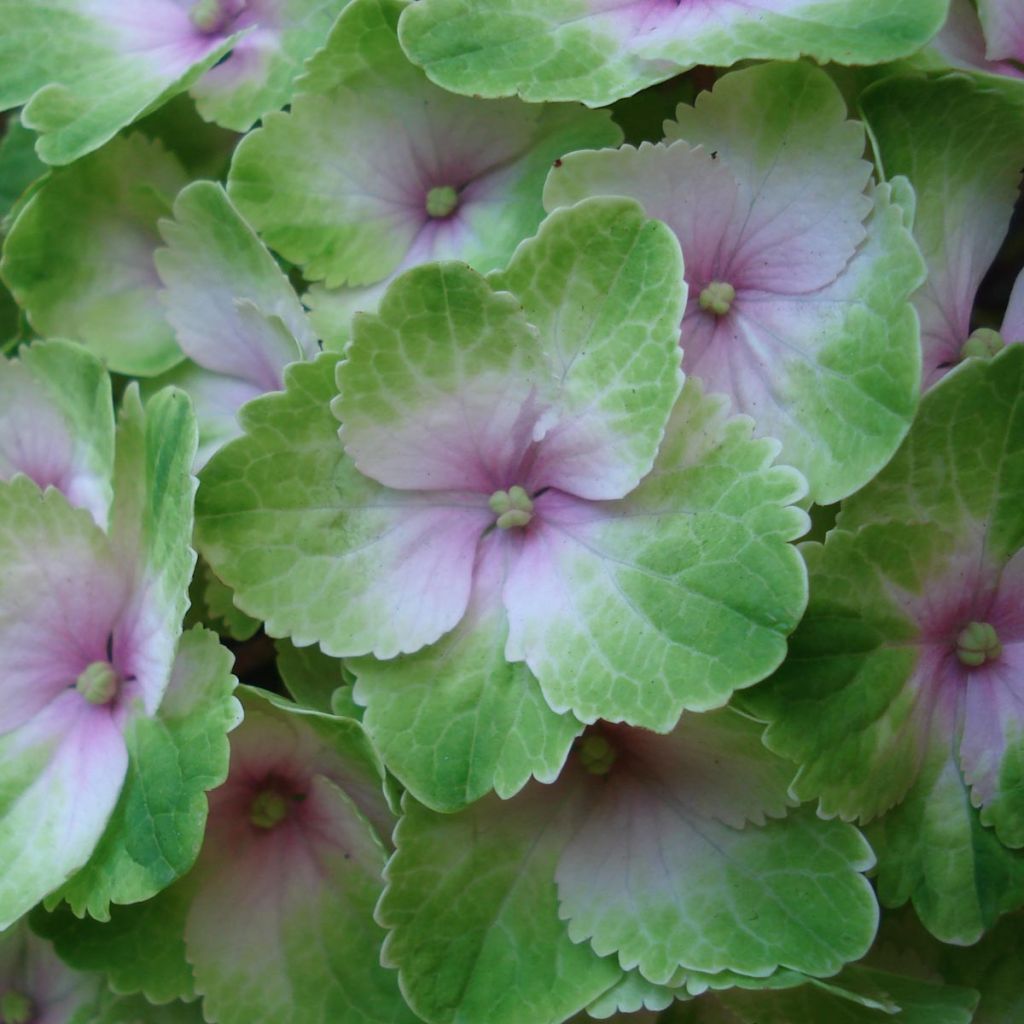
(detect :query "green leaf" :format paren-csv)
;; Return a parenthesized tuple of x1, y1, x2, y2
(0, 116, 46, 224)
(87, 993, 206, 1024)
(585, 971, 679, 1019)
(200, 564, 260, 642)
(32, 881, 196, 1004)
(1, 134, 187, 375)
(397, 0, 949, 107)
(275, 638, 348, 714)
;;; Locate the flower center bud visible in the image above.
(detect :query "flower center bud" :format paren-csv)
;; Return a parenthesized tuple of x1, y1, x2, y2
(249, 788, 294, 830)
(75, 660, 119, 706)
(960, 328, 1004, 361)
(425, 185, 459, 219)
(489, 486, 533, 530)
(578, 734, 617, 776)
(955, 621, 1002, 668)
(698, 281, 736, 316)
(1, 991, 33, 1024)
(189, 0, 246, 33)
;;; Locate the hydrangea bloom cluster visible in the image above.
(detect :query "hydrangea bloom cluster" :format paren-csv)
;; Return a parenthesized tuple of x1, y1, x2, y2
(0, 0, 1022, 1022)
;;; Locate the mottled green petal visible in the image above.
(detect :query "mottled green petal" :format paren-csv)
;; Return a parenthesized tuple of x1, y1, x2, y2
(336, 260, 553, 493)
(490, 196, 685, 500)
(110, 385, 198, 717)
(398, 0, 948, 107)
(1, 134, 187, 376)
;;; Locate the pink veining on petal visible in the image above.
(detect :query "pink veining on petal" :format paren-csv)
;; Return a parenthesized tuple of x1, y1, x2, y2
(185, 705, 387, 1002)
(957, 548, 1024, 805)
(83, 0, 235, 74)
(0, 526, 129, 736)
(341, 378, 552, 496)
(214, 704, 393, 842)
(884, 541, 1024, 810)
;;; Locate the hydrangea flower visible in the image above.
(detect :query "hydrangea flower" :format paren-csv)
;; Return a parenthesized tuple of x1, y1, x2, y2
(545, 61, 923, 504)
(0, 0, 353, 165)
(1, 134, 190, 376)
(0, 367, 239, 928)
(226, 0, 621, 346)
(197, 198, 810, 811)
(154, 181, 320, 467)
(397, 0, 948, 107)
(34, 688, 415, 1024)
(860, 73, 1024, 389)
(379, 706, 878, 1024)
(0, 922, 101, 1024)
(748, 345, 1024, 944)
